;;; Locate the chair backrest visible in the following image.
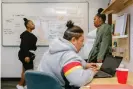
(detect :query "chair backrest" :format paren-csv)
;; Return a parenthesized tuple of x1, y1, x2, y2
(25, 71, 62, 89)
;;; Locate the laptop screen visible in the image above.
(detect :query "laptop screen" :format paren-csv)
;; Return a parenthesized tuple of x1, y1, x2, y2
(100, 55, 122, 76)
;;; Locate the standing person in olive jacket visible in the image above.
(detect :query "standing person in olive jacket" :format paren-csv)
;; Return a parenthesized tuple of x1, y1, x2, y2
(87, 8, 112, 63)
(17, 18, 37, 89)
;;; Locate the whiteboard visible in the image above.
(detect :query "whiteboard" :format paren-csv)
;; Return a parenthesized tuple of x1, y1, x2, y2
(2, 3, 89, 46)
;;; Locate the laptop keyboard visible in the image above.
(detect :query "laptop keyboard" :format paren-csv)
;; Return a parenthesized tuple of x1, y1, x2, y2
(94, 70, 112, 78)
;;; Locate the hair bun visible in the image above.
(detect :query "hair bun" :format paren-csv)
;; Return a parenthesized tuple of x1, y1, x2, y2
(98, 8, 104, 14)
(23, 18, 28, 22)
(66, 20, 74, 28)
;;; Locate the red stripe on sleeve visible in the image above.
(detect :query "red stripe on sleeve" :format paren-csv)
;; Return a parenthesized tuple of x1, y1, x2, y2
(63, 62, 81, 73)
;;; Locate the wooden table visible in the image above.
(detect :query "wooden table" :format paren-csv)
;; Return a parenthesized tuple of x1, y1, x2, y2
(79, 72, 133, 89)
(88, 72, 133, 85)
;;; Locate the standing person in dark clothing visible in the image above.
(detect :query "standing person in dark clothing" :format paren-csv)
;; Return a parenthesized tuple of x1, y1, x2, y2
(16, 18, 37, 89)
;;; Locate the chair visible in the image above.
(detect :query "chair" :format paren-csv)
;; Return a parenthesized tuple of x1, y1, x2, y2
(25, 71, 62, 89)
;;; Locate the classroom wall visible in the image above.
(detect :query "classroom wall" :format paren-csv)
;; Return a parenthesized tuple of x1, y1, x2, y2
(1, 0, 109, 77)
(112, 4, 133, 72)
(0, 0, 1, 78)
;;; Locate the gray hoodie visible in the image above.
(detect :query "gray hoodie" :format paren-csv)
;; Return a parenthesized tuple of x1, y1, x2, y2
(38, 38, 95, 88)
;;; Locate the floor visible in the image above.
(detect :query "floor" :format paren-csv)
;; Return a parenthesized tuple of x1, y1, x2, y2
(1, 80, 19, 89)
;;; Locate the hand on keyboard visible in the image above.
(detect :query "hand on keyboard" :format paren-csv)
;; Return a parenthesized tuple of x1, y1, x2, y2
(86, 63, 98, 69)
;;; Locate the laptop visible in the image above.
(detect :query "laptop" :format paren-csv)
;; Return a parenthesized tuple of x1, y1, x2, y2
(94, 55, 123, 78)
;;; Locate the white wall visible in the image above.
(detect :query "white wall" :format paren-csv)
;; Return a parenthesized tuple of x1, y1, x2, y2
(0, 0, 2, 79)
(1, 0, 109, 77)
(112, 4, 133, 72)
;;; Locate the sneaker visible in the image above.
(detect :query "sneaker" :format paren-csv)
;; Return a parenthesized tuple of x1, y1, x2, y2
(16, 84, 24, 89)
(24, 85, 27, 89)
